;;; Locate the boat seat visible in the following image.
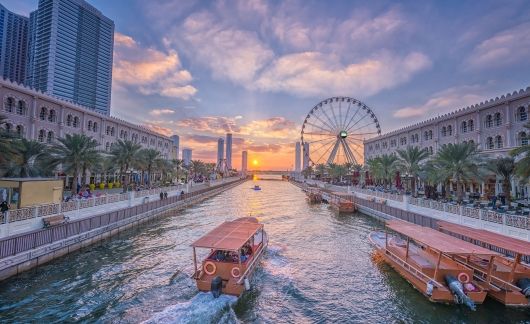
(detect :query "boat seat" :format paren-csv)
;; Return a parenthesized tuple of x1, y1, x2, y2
(409, 253, 434, 269)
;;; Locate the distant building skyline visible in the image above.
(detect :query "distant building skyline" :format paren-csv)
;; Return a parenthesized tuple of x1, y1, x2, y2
(225, 133, 232, 169)
(0, 4, 28, 84)
(170, 135, 179, 160)
(182, 148, 192, 167)
(241, 150, 247, 174)
(294, 142, 301, 172)
(25, 0, 115, 115)
(303, 142, 309, 170)
(217, 137, 224, 165)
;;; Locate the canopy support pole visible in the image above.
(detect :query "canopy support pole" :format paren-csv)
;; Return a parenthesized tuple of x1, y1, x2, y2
(433, 251, 442, 280)
(192, 247, 197, 279)
(385, 230, 388, 248)
(405, 237, 410, 260)
(486, 255, 495, 285)
(509, 253, 521, 282)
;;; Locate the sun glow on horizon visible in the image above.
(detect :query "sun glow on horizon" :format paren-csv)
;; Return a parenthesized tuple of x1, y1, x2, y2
(252, 159, 259, 166)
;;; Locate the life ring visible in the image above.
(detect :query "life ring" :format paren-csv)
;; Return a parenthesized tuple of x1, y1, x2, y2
(204, 261, 216, 275)
(457, 272, 470, 284)
(231, 267, 241, 278)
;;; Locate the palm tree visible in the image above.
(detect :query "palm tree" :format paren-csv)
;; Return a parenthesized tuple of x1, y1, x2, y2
(396, 146, 430, 195)
(50, 133, 100, 193)
(511, 121, 530, 181)
(108, 139, 142, 192)
(352, 163, 363, 185)
(365, 158, 383, 185)
(430, 142, 485, 202)
(190, 160, 206, 177)
(370, 154, 398, 189)
(172, 159, 184, 182)
(487, 157, 516, 203)
(314, 163, 327, 179)
(2, 139, 53, 177)
(0, 115, 16, 168)
(301, 166, 313, 179)
(139, 148, 162, 186)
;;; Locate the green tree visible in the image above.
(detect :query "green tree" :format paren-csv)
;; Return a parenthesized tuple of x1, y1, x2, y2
(430, 142, 485, 202)
(301, 166, 313, 179)
(139, 148, 162, 185)
(314, 163, 327, 179)
(0, 115, 16, 168)
(511, 122, 530, 181)
(487, 157, 516, 203)
(2, 139, 54, 177)
(50, 134, 100, 193)
(109, 139, 142, 192)
(396, 146, 430, 195)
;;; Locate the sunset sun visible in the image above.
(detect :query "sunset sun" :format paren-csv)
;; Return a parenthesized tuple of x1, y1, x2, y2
(252, 159, 258, 166)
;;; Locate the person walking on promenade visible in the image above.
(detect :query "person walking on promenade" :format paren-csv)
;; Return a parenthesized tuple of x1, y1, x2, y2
(164, 192, 168, 200)
(160, 192, 164, 200)
(1, 200, 9, 218)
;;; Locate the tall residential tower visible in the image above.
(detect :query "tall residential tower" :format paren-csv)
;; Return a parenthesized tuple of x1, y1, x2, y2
(217, 137, 224, 165)
(0, 4, 29, 83)
(303, 142, 310, 170)
(225, 133, 232, 169)
(241, 151, 248, 174)
(295, 142, 301, 172)
(26, 0, 115, 115)
(182, 148, 192, 167)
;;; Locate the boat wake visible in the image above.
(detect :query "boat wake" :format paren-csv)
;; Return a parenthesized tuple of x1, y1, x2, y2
(142, 292, 239, 324)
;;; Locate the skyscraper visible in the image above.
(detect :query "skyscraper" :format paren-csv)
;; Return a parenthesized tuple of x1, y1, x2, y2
(225, 133, 232, 170)
(241, 151, 248, 174)
(217, 137, 224, 165)
(0, 4, 29, 84)
(295, 142, 301, 172)
(303, 142, 310, 170)
(26, 0, 114, 115)
(170, 135, 179, 160)
(182, 148, 192, 167)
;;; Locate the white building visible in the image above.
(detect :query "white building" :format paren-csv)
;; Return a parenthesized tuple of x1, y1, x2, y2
(303, 142, 310, 170)
(364, 86, 530, 197)
(241, 151, 248, 174)
(295, 142, 301, 172)
(225, 133, 232, 169)
(182, 148, 192, 167)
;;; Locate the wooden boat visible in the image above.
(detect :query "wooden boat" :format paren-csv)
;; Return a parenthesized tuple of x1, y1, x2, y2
(252, 185, 261, 190)
(191, 217, 268, 297)
(329, 192, 356, 213)
(305, 188, 323, 204)
(438, 221, 530, 306)
(369, 220, 499, 309)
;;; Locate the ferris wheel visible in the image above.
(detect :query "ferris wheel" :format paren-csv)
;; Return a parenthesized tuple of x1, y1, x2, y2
(301, 97, 381, 166)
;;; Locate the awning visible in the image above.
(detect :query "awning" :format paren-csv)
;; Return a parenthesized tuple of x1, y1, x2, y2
(438, 221, 530, 256)
(191, 219, 263, 251)
(386, 220, 499, 256)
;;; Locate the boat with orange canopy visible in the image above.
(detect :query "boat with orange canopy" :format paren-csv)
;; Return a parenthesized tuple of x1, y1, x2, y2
(438, 221, 530, 306)
(369, 220, 499, 310)
(329, 192, 356, 213)
(191, 217, 268, 297)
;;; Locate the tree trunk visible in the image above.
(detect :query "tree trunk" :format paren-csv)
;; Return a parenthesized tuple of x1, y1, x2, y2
(502, 178, 511, 204)
(148, 164, 152, 187)
(411, 176, 416, 196)
(457, 181, 464, 203)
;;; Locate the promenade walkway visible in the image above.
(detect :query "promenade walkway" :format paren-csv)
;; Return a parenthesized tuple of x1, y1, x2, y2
(0, 178, 239, 238)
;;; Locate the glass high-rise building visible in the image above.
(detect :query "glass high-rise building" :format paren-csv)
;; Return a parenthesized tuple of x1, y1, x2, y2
(225, 133, 232, 169)
(0, 4, 29, 84)
(26, 0, 114, 115)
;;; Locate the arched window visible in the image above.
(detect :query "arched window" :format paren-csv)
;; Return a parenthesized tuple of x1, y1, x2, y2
(16, 101, 26, 115)
(447, 125, 452, 136)
(5, 97, 15, 112)
(105, 142, 110, 151)
(106, 126, 111, 135)
(519, 132, 528, 146)
(111, 127, 115, 136)
(441, 126, 447, 137)
(66, 114, 73, 126)
(429, 146, 433, 155)
(486, 137, 494, 149)
(461, 121, 467, 133)
(485, 115, 493, 128)
(124, 131, 128, 139)
(87, 120, 93, 131)
(73, 116, 80, 128)
(428, 130, 433, 139)
(468, 140, 475, 146)
(16, 125, 24, 137)
(4, 123, 12, 133)
(495, 135, 503, 148)
(47, 131, 54, 143)
(468, 120, 474, 132)
(38, 129, 45, 142)
(517, 106, 528, 122)
(39, 107, 47, 120)
(93, 122, 98, 132)
(48, 109, 56, 122)
(494, 112, 502, 126)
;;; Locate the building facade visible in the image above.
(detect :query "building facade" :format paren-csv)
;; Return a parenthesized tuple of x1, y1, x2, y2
(0, 4, 28, 84)
(0, 78, 172, 158)
(364, 87, 530, 197)
(241, 151, 248, 174)
(303, 142, 310, 170)
(225, 133, 232, 169)
(295, 142, 301, 172)
(26, 0, 114, 115)
(182, 148, 192, 167)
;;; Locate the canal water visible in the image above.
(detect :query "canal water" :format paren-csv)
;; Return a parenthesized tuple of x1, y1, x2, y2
(0, 179, 528, 323)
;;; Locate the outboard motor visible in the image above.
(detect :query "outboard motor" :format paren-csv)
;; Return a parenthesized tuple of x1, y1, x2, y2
(211, 276, 223, 298)
(516, 278, 530, 297)
(444, 275, 476, 311)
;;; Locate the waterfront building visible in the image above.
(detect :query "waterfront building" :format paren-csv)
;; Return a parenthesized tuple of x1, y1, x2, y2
(182, 148, 192, 167)
(364, 87, 530, 197)
(303, 142, 310, 170)
(225, 133, 232, 169)
(0, 78, 172, 157)
(217, 137, 224, 165)
(241, 151, 248, 174)
(0, 4, 29, 84)
(295, 142, 301, 172)
(26, 0, 114, 115)
(170, 135, 179, 160)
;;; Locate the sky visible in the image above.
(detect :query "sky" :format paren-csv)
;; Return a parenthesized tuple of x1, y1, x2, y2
(5, 0, 530, 170)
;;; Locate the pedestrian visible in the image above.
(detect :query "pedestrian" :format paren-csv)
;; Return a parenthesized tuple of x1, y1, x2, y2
(160, 192, 164, 200)
(1, 200, 9, 218)
(164, 192, 168, 199)
(491, 195, 497, 209)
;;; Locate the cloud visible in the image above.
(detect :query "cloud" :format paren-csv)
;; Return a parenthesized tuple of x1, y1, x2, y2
(176, 116, 241, 133)
(393, 84, 492, 118)
(253, 51, 431, 97)
(466, 22, 530, 70)
(113, 32, 197, 99)
(145, 124, 173, 137)
(149, 108, 175, 116)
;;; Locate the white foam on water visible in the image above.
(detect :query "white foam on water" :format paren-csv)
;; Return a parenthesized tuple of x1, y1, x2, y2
(142, 292, 239, 324)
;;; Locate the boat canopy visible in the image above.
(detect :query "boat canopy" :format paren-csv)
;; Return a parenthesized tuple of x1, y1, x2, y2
(191, 219, 263, 251)
(386, 220, 500, 256)
(438, 221, 530, 256)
